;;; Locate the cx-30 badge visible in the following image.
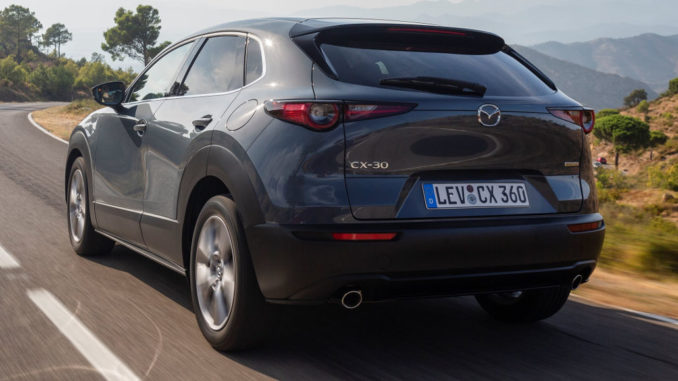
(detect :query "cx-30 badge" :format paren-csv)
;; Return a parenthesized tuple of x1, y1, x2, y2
(477, 104, 501, 127)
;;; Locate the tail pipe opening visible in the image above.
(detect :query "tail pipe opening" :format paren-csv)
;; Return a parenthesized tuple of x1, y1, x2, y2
(341, 290, 363, 309)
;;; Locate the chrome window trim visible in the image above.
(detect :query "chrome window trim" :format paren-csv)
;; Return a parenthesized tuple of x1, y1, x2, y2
(122, 31, 266, 106)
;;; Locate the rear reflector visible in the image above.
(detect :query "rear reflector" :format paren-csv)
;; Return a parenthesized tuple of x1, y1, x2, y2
(548, 108, 596, 134)
(567, 221, 603, 233)
(332, 233, 397, 241)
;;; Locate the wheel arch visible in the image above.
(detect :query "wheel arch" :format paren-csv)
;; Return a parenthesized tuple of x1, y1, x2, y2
(177, 145, 265, 270)
(66, 129, 97, 227)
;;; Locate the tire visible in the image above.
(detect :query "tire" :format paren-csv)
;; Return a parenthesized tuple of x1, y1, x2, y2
(475, 286, 571, 323)
(189, 195, 277, 351)
(67, 157, 114, 256)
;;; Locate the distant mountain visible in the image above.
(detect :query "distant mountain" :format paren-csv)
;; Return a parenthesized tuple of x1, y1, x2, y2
(514, 46, 658, 110)
(531, 34, 678, 92)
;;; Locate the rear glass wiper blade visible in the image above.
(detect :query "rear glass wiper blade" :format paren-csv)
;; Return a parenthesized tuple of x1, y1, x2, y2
(379, 76, 486, 96)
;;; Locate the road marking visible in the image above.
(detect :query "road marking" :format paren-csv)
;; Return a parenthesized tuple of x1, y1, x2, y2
(27, 112, 68, 144)
(572, 294, 678, 327)
(0, 244, 20, 269)
(27, 289, 140, 381)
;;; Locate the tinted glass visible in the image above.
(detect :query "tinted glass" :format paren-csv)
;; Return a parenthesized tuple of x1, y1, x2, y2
(128, 42, 194, 102)
(245, 38, 263, 85)
(320, 44, 554, 97)
(182, 36, 246, 95)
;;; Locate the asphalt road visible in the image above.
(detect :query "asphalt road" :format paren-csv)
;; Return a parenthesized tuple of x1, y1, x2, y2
(1, 102, 677, 380)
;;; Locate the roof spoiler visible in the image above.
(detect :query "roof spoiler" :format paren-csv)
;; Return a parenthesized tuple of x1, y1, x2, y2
(290, 22, 505, 80)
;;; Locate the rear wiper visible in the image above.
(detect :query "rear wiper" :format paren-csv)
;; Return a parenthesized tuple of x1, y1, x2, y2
(379, 76, 486, 97)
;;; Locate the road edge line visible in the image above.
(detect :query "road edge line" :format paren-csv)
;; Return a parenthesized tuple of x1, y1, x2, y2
(571, 294, 678, 327)
(27, 112, 68, 145)
(27, 288, 140, 381)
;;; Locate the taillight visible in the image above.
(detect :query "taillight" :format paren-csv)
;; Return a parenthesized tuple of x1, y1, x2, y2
(265, 101, 415, 130)
(332, 233, 397, 241)
(265, 101, 339, 131)
(345, 104, 414, 121)
(548, 108, 595, 134)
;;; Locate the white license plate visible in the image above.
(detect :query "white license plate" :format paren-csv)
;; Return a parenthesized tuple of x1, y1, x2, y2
(422, 182, 530, 209)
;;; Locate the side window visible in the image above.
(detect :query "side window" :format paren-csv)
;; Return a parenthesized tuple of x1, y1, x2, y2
(128, 42, 194, 102)
(181, 36, 246, 95)
(245, 37, 263, 85)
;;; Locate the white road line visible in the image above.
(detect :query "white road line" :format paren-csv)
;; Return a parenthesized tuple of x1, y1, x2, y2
(27, 289, 140, 381)
(0, 244, 21, 269)
(27, 112, 68, 144)
(571, 294, 678, 327)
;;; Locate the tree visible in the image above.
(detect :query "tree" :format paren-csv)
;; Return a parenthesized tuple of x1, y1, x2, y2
(623, 89, 647, 108)
(101, 5, 171, 65)
(593, 115, 650, 168)
(41, 23, 72, 58)
(0, 5, 42, 62)
(664, 78, 678, 97)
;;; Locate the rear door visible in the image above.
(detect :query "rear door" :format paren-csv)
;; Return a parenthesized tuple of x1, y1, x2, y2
(307, 26, 584, 220)
(140, 34, 247, 262)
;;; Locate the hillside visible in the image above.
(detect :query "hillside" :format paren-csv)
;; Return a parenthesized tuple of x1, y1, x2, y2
(513, 46, 657, 110)
(531, 33, 678, 92)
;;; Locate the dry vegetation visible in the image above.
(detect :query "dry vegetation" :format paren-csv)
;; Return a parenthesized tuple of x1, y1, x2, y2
(31, 99, 101, 139)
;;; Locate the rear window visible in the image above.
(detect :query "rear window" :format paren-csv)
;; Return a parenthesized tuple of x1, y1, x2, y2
(320, 44, 554, 97)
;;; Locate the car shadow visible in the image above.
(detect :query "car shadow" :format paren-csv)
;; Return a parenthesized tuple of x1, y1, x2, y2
(88, 245, 678, 379)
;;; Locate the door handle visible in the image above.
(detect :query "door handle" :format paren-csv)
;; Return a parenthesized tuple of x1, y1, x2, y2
(192, 115, 213, 130)
(133, 120, 147, 134)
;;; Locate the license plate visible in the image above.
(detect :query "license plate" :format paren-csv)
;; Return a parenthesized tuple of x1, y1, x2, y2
(422, 182, 530, 209)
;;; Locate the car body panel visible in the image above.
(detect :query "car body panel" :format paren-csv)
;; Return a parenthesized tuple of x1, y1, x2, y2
(66, 18, 603, 304)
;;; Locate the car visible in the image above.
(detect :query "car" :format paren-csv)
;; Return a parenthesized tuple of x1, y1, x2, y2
(597, 157, 607, 164)
(65, 18, 604, 350)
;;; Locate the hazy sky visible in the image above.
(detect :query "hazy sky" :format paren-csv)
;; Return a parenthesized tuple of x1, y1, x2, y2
(6, 0, 677, 71)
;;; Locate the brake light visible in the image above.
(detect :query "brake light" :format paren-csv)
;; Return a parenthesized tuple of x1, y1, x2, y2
(387, 27, 466, 36)
(265, 101, 415, 130)
(567, 220, 603, 233)
(548, 108, 595, 134)
(332, 233, 397, 241)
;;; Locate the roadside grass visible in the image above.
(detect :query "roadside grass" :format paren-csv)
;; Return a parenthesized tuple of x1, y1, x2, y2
(32, 99, 101, 140)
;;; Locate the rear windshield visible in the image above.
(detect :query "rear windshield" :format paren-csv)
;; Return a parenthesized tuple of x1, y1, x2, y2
(320, 44, 554, 97)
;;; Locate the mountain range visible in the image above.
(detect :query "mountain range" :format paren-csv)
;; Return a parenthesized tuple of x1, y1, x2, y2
(531, 34, 678, 93)
(514, 47, 658, 110)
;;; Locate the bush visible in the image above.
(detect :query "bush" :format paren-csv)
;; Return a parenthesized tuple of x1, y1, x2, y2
(596, 167, 628, 202)
(661, 112, 674, 126)
(647, 162, 678, 191)
(664, 77, 678, 97)
(636, 100, 649, 113)
(597, 109, 619, 118)
(650, 130, 668, 147)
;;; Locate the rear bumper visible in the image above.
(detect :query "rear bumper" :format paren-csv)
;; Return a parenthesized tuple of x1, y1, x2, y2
(245, 213, 605, 303)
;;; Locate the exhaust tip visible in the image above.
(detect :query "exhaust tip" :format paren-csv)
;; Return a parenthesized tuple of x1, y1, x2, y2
(341, 290, 363, 309)
(571, 274, 583, 290)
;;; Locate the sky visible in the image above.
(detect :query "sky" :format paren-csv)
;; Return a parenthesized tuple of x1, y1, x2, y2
(5, 0, 677, 71)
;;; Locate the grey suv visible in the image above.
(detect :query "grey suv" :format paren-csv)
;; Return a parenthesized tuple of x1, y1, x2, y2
(66, 18, 604, 350)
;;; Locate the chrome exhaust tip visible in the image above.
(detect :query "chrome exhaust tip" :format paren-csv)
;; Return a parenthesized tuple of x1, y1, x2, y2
(340, 290, 363, 309)
(571, 274, 583, 290)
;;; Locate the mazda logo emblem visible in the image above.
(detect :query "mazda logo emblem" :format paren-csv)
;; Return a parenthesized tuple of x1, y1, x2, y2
(477, 104, 501, 127)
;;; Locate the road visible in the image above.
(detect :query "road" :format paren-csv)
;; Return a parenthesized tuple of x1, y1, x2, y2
(0, 102, 677, 380)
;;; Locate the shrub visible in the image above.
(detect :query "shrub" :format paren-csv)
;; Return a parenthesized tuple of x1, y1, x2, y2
(597, 109, 619, 118)
(596, 167, 627, 202)
(647, 163, 678, 191)
(624, 89, 647, 108)
(636, 100, 649, 113)
(650, 130, 668, 147)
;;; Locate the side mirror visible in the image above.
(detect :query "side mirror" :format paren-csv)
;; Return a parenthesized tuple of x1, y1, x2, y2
(91, 81, 126, 108)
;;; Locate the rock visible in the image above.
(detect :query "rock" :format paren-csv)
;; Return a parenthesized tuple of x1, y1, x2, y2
(663, 193, 675, 202)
